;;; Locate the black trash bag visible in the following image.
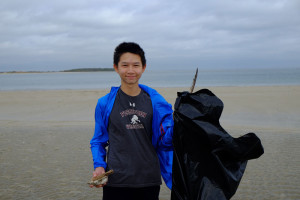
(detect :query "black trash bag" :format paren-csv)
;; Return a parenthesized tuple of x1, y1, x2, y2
(171, 89, 264, 200)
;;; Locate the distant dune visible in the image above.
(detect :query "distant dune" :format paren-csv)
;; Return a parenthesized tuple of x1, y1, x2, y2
(0, 68, 114, 73)
(62, 68, 114, 72)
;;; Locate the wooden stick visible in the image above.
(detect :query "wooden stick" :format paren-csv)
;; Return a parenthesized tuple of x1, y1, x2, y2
(91, 169, 114, 181)
(190, 68, 198, 93)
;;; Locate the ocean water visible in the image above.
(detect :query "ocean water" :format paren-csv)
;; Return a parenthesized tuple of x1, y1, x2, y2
(0, 68, 299, 91)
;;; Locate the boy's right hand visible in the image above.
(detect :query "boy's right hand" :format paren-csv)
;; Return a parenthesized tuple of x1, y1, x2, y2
(89, 167, 106, 188)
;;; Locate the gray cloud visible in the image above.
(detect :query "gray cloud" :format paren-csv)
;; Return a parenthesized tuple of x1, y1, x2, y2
(0, 0, 299, 71)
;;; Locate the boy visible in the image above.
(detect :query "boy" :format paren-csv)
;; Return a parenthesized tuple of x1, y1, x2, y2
(90, 42, 174, 200)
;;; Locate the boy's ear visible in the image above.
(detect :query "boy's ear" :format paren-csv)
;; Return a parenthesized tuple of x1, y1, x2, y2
(113, 64, 118, 72)
(142, 64, 146, 72)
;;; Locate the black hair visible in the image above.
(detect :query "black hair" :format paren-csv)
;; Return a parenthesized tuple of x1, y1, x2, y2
(113, 42, 146, 66)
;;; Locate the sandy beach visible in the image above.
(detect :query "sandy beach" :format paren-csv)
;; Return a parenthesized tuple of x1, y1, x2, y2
(0, 86, 299, 200)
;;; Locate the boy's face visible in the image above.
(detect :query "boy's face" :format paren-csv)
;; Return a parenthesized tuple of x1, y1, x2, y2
(114, 52, 146, 86)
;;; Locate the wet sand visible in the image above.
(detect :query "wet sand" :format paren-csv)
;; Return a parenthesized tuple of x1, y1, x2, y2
(0, 86, 299, 199)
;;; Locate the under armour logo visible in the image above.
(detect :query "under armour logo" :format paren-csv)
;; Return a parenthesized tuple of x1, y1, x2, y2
(129, 102, 135, 107)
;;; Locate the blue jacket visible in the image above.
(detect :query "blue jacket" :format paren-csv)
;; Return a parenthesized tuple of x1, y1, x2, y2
(90, 84, 174, 189)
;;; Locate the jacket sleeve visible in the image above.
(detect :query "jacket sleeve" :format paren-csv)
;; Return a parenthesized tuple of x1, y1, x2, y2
(154, 95, 174, 190)
(150, 90, 174, 151)
(90, 98, 109, 169)
(158, 105, 174, 150)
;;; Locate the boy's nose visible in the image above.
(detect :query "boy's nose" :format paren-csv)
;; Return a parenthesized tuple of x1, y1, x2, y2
(127, 65, 134, 72)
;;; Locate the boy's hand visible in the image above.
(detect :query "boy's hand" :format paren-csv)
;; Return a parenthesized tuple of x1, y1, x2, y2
(89, 167, 106, 188)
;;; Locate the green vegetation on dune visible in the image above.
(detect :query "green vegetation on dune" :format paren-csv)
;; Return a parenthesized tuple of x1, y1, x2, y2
(0, 68, 114, 73)
(62, 68, 114, 72)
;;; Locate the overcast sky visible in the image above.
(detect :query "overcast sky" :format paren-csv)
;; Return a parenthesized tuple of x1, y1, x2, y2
(0, 0, 299, 72)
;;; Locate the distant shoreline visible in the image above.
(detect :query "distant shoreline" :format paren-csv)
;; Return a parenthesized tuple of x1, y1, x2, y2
(0, 68, 114, 74)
